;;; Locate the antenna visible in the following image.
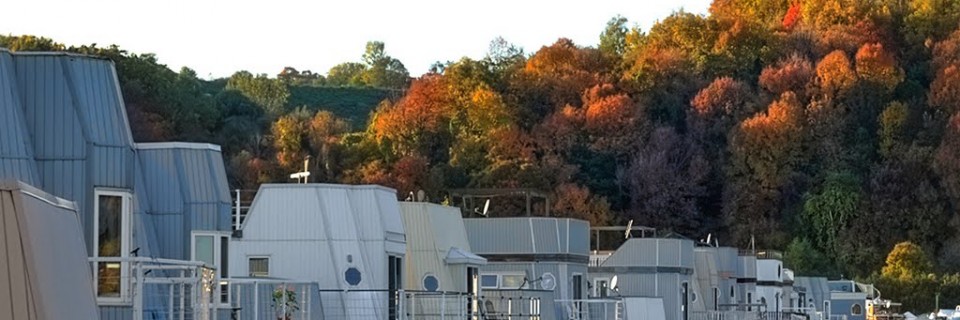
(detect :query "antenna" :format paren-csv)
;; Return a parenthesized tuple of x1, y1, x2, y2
(289, 156, 311, 183)
(473, 199, 491, 216)
(624, 219, 634, 239)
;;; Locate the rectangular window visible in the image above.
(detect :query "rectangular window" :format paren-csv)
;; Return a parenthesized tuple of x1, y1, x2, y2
(480, 275, 499, 289)
(596, 279, 608, 298)
(94, 190, 132, 301)
(249, 257, 269, 277)
(501, 274, 526, 289)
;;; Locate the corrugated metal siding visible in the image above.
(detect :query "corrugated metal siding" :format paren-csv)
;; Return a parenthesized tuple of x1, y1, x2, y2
(568, 220, 590, 255)
(464, 217, 588, 255)
(0, 52, 38, 185)
(604, 238, 695, 268)
(89, 146, 134, 188)
(232, 184, 403, 292)
(13, 55, 87, 159)
(137, 145, 232, 260)
(62, 56, 131, 147)
(137, 149, 184, 214)
(532, 218, 560, 253)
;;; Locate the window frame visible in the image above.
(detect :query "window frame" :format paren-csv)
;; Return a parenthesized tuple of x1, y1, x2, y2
(191, 231, 232, 306)
(93, 189, 133, 304)
(851, 303, 863, 315)
(248, 256, 270, 277)
(480, 274, 499, 289)
(594, 278, 610, 298)
(478, 272, 528, 290)
(422, 273, 440, 292)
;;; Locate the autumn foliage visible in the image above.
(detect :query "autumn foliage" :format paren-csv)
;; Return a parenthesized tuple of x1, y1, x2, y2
(12, 0, 960, 297)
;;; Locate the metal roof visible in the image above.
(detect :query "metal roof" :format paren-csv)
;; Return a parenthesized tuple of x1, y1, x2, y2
(0, 180, 97, 320)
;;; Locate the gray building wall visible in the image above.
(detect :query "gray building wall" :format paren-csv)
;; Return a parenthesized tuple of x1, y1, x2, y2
(464, 217, 590, 302)
(137, 143, 232, 261)
(0, 50, 232, 319)
(589, 238, 696, 320)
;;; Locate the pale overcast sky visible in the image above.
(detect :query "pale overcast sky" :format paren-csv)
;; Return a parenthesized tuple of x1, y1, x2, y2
(1, 0, 712, 79)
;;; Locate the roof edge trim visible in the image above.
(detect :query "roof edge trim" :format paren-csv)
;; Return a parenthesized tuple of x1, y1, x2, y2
(0, 179, 77, 211)
(136, 142, 222, 152)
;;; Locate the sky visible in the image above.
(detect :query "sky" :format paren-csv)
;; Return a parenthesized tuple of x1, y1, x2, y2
(1, 0, 713, 79)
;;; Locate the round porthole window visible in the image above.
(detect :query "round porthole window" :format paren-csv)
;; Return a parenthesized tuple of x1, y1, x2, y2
(423, 275, 439, 292)
(345, 267, 362, 286)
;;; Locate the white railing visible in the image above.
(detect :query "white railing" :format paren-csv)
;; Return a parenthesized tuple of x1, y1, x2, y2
(225, 279, 315, 320)
(589, 252, 613, 267)
(557, 299, 624, 320)
(89, 257, 216, 320)
(403, 291, 474, 319)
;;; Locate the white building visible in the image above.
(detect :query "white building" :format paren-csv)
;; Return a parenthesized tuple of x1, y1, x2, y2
(229, 183, 406, 319)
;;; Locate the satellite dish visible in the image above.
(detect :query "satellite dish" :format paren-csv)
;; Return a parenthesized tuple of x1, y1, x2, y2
(610, 275, 619, 292)
(417, 189, 427, 202)
(706, 233, 712, 246)
(406, 191, 414, 202)
(625, 220, 634, 239)
(481, 199, 490, 216)
(541, 273, 556, 291)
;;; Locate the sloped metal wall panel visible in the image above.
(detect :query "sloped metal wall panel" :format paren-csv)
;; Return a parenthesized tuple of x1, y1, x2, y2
(0, 52, 38, 185)
(13, 55, 86, 159)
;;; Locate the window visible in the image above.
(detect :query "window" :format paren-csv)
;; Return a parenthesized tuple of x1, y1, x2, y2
(747, 293, 753, 311)
(192, 232, 230, 304)
(481, 275, 498, 289)
(501, 274, 525, 289)
(345, 267, 362, 286)
(851, 304, 863, 315)
(249, 257, 269, 277)
(479, 273, 528, 289)
(596, 279, 609, 298)
(423, 275, 439, 291)
(572, 274, 583, 300)
(713, 287, 720, 311)
(94, 190, 132, 301)
(388, 256, 401, 320)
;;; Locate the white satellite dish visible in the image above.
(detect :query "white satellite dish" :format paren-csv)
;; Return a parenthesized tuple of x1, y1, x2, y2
(481, 199, 490, 216)
(417, 189, 427, 202)
(541, 273, 556, 291)
(706, 233, 712, 246)
(624, 219, 634, 239)
(610, 275, 619, 293)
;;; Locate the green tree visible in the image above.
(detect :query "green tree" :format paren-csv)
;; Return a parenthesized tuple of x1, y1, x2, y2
(226, 71, 290, 117)
(327, 62, 367, 86)
(802, 171, 860, 258)
(599, 15, 628, 60)
(360, 41, 410, 89)
(784, 237, 836, 277)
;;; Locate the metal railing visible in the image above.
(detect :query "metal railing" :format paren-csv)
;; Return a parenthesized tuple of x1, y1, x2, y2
(403, 291, 473, 319)
(225, 279, 315, 320)
(233, 189, 257, 231)
(556, 299, 624, 320)
(689, 310, 809, 320)
(89, 257, 216, 320)
(479, 289, 550, 319)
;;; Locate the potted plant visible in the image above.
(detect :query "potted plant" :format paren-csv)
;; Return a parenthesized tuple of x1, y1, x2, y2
(272, 285, 300, 320)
